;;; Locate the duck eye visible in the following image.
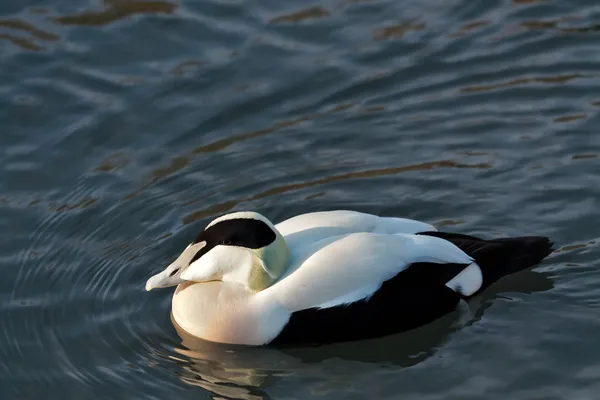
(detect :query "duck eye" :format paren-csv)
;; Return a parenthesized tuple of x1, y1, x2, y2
(169, 268, 180, 277)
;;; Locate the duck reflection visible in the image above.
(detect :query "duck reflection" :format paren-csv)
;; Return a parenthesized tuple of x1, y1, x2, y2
(151, 270, 553, 399)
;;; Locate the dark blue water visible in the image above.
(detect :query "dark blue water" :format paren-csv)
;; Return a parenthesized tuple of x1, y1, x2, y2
(2, 0, 599, 398)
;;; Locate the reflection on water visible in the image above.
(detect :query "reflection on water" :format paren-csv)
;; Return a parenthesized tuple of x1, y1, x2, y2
(0, 32, 43, 51)
(0, 17, 58, 51)
(0, 19, 58, 41)
(2, 0, 600, 398)
(92, 152, 131, 173)
(144, 271, 555, 400)
(170, 60, 209, 78)
(449, 21, 489, 38)
(124, 115, 311, 199)
(374, 22, 426, 41)
(181, 160, 491, 224)
(460, 74, 591, 94)
(269, 6, 330, 24)
(572, 154, 597, 160)
(553, 114, 586, 123)
(54, 0, 177, 27)
(158, 317, 459, 400)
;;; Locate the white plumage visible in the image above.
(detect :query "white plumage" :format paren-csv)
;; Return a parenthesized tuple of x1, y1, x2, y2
(263, 232, 474, 312)
(145, 210, 552, 346)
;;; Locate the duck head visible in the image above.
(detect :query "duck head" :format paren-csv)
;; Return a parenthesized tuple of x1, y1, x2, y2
(145, 212, 290, 292)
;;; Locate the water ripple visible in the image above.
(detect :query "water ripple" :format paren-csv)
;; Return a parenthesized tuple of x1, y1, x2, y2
(53, 0, 177, 27)
(2, 0, 600, 398)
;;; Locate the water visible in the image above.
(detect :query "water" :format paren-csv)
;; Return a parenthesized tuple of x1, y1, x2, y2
(1, 0, 599, 398)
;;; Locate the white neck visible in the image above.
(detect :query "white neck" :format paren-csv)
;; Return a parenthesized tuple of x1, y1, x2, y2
(247, 232, 290, 291)
(180, 232, 290, 293)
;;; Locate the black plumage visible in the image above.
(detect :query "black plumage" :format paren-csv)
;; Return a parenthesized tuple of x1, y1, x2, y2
(416, 231, 554, 293)
(190, 218, 276, 263)
(270, 231, 553, 346)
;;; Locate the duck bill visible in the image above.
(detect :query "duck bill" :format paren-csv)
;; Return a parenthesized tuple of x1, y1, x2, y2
(145, 263, 185, 291)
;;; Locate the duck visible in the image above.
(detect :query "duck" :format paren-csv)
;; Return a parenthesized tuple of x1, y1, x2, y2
(145, 210, 553, 346)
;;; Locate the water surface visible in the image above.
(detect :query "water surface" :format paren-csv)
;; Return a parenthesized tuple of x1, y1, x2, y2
(1, 0, 600, 399)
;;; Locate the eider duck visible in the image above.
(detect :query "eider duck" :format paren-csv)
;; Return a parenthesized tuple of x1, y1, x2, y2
(145, 210, 553, 346)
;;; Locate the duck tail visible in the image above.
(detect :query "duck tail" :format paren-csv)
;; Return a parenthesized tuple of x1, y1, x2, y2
(417, 232, 554, 292)
(482, 236, 554, 279)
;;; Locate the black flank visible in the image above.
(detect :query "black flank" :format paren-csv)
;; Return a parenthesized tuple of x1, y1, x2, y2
(270, 274, 462, 346)
(270, 230, 553, 346)
(416, 231, 554, 292)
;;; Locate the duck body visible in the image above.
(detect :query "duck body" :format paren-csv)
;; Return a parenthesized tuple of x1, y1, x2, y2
(147, 210, 553, 346)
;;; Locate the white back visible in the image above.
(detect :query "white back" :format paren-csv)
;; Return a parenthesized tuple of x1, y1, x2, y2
(259, 232, 473, 312)
(275, 210, 436, 237)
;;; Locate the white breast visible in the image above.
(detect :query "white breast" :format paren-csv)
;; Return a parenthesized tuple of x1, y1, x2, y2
(172, 282, 290, 346)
